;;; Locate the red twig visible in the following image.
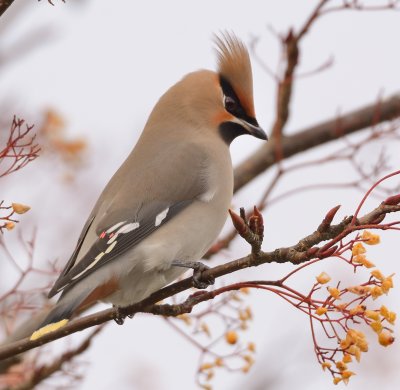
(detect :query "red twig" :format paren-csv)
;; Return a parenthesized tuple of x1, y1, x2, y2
(0, 116, 40, 178)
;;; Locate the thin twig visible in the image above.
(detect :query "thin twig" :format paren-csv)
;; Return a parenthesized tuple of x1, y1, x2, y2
(0, 195, 398, 361)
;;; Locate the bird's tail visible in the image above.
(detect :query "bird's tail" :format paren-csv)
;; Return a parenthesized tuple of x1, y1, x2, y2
(0, 290, 93, 373)
(30, 290, 91, 341)
(0, 307, 52, 373)
(0, 303, 78, 373)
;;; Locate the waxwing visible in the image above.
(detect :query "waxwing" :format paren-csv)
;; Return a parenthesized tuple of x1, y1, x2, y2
(31, 32, 267, 340)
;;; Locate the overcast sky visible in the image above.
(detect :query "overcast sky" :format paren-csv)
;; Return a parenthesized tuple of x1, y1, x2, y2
(1, 1, 400, 389)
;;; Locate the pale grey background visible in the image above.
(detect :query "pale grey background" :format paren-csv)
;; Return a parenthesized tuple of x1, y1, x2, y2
(1, 1, 399, 389)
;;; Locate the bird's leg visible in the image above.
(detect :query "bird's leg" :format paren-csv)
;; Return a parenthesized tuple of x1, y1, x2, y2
(171, 260, 215, 289)
(113, 306, 135, 325)
(113, 305, 126, 325)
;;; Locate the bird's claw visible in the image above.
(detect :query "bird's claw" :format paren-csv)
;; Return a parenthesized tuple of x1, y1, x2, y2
(191, 262, 215, 289)
(172, 260, 215, 289)
(114, 306, 126, 325)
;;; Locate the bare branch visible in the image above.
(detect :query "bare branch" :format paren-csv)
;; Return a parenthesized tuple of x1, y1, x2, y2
(0, 116, 40, 179)
(270, 0, 328, 140)
(2, 327, 103, 390)
(0, 1, 15, 17)
(0, 0, 66, 18)
(0, 192, 398, 361)
(0, 27, 54, 70)
(234, 93, 400, 193)
(38, 0, 66, 6)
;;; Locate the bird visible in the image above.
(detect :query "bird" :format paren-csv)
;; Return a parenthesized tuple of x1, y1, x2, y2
(30, 32, 267, 340)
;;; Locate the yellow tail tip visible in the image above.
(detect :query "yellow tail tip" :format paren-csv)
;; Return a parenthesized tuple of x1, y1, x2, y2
(30, 319, 69, 341)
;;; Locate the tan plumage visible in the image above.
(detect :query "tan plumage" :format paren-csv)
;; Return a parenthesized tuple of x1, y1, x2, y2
(29, 32, 267, 340)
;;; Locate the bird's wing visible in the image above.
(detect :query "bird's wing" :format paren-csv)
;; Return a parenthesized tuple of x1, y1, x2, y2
(48, 142, 209, 298)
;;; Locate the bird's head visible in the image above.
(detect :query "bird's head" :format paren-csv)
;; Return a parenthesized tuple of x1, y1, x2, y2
(144, 32, 267, 145)
(212, 32, 267, 144)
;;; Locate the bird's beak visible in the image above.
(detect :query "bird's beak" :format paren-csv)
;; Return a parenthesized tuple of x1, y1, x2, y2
(244, 121, 268, 140)
(237, 118, 268, 141)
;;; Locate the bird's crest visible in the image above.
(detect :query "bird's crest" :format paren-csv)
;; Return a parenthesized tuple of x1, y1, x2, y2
(214, 32, 255, 118)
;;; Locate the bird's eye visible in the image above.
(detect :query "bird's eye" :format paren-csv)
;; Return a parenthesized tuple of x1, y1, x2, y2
(224, 96, 238, 113)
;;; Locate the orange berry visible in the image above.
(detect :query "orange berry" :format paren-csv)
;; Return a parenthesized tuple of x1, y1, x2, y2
(378, 330, 395, 347)
(225, 330, 238, 345)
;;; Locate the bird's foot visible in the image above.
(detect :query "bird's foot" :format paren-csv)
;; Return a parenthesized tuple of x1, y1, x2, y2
(114, 306, 126, 325)
(113, 306, 135, 325)
(172, 260, 215, 289)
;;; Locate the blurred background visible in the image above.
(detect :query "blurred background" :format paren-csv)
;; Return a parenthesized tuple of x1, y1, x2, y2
(0, 0, 399, 389)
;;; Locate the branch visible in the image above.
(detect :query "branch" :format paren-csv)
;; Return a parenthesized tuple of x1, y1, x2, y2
(0, 0, 66, 18)
(2, 327, 103, 390)
(0, 116, 40, 179)
(38, 0, 66, 6)
(259, 0, 398, 143)
(0, 1, 15, 17)
(0, 27, 54, 70)
(270, 0, 330, 140)
(233, 93, 400, 192)
(1, 196, 399, 361)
